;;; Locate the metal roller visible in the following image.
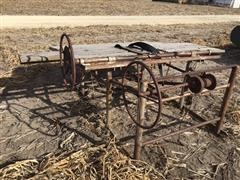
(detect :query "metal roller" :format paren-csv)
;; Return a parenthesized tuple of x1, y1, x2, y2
(187, 73, 217, 94)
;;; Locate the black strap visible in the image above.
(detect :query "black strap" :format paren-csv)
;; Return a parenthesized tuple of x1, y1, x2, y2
(114, 44, 144, 55)
(128, 42, 159, 54)
(115, 42, 159, 55)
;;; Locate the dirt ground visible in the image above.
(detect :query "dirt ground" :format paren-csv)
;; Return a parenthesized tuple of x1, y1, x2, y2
(2, 15, 240, 29)
(1, 0, 240, 15)
(0, 22, 240, 179)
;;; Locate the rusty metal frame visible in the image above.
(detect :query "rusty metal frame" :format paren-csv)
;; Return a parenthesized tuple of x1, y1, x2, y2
(108, 63, 238, 159)
(60, 34, 238, 160)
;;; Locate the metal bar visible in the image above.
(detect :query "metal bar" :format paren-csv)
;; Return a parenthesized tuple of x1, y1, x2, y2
(165, 63, 186, 73)
(134, 82, 148, 159)
(158, 81, 185, 85)
(139, 94, 159, 104)
(144, 84, 230, 107)
(140, 83, 188, 97)
(142, 118, 219, 146)
(112, 80, 229, 102)
(183, 105, 213, 123)
(216, 66, 238, 133)
(179, 61, 192, 109)
(154, 65, 235, 82)
(158, 64, 164, 81)
(157, 82, 188, 92)
(162, 84, 229, 102)
(80, 68, 86, 95)
(112, 79, 187, 93)
(106, 71, 113, 127)
(116, 65, 234, 86)
(175, 50, 223, 57)
(83, 55, 222, 70)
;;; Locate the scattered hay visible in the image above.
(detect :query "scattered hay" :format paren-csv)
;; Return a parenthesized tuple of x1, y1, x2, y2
(0, 141, 166, 179)
(229, 110, 240, 123)
(0, 159, 39, 179)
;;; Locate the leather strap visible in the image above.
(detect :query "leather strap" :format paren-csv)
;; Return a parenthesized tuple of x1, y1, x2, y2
(115, 42, 159, 55)
(114, 44, 144, 55)
(128, 42, 159, 54)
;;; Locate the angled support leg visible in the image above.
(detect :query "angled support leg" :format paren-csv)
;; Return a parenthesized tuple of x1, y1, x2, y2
(217, 66, 238, 133)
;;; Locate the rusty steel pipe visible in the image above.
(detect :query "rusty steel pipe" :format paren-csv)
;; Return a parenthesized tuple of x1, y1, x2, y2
(106, 71, 113, 127)
(140, 84, 230, 107)
(83, 55, 222, 70)
(152, 65, 236, 83)
(112, 80, 229, 102)
(161, 84, 229, 102)
(217, 66, 238, 133)
(138, 84, 229, 104)
(134, 82, 148, 159)
(142, 118, 219, 146)
(145, 83, 188, 95)
(165, 63, 186, 73)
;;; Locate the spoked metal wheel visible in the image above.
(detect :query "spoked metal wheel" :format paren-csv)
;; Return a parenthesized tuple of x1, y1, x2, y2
(60, 33, 76, 89)
(122, 61, 162, 129)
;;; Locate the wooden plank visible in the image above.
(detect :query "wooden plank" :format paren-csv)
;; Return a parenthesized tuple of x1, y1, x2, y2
(20, 51, 59, 64)
(148, 42, 225, 53)
(51, 42, 225, 53)
(50, 42, 224, 60)
(20, 42, 225, 64)
(50, 42, 138, 59)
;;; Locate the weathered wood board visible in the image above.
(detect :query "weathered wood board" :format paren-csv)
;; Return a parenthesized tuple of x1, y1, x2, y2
(20, 51, 59, 64)
(20, 42, 225, 64)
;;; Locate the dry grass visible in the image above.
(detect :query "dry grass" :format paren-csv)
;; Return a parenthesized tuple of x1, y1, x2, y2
(0, 46, 19, 74)
(0, 141, 166, 179)
(1, 137, 238, 179)
(1, 0, 240, 15)
(226, 96, 240, 136)
(0, 46, 20, 87)
(0, 159, 39, 179)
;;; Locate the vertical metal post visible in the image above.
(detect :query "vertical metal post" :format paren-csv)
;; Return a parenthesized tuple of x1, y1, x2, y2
(158, 64, 164, 77)
(179, 61, 192, 109)
(79, 66, 86, 96)
(106, 71, 113, 127)
(217, 66, 238, 133)
(134, 82, 148, 160)
(80, 80, 85, 96)
(158, 64, 164, 86)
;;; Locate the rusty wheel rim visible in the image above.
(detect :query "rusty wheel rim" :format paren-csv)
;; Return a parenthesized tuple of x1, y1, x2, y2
(60, 33, 76, 89)
(122, 61, 162, 129)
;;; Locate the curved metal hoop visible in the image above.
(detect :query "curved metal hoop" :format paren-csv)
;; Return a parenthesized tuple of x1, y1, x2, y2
(122, 61, 162, 129)
(60, 33, 76, 89)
